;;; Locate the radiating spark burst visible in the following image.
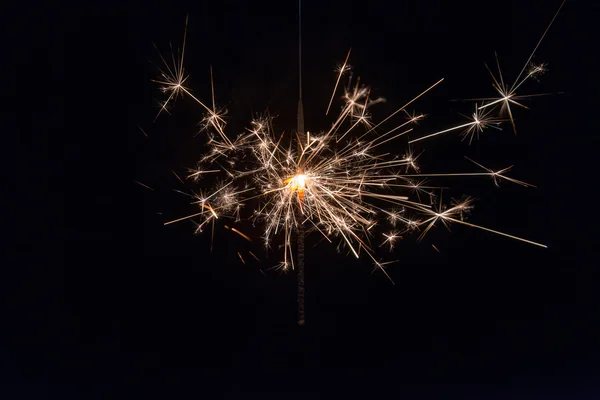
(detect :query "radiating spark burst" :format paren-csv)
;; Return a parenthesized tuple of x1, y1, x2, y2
(452, 0, 566, 135)
(151, 3, 566, 282)
(409, 104, 504, 144)
(381, 232, 401, 251)
(411, 0, 566, 142)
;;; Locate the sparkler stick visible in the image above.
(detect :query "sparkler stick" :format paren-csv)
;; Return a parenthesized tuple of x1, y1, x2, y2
(296, 0, 306, 326)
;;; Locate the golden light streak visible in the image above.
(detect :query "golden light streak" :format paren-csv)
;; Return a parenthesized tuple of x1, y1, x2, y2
(237, 252, 246, 264)
(364, 78, 444, 137)
(231, 227, 252, 242)
(138, 125, 148, 138)
(511, 0, 566, 94)
(171, 169, 184, 184)
(445, 217, 547, 248)
(186, 169, 220, 179)
(409, 122, 475, 143)
(134, 180, 154, 191)
(326, 48, 351, 116)
(249, 251, 260, 262)
(164, 211, 205, 225)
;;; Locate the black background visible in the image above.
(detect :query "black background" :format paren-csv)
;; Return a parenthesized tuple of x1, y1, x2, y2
(5, 0, 598, 398)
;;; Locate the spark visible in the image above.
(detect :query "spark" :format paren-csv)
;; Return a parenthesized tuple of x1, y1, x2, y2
(381, 232, 401, 250)
(171, 169, 184, 184)
(134, 180, 154, 191)
(399, 157, 535, 188)
(409, 105, 503, 144)
(415, 197, 547, 248)
(149, 5, 563, 281)
(138, 125, 148, 138)
(186, 169, 221, 181)
(249, 251, 260, 262)
(151, 15, 189, 120)
(225, 226, 252, 242)
(326, 48, 352, 116)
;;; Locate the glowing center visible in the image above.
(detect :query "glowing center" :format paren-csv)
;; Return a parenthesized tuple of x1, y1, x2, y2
(287, 174, 308, 192)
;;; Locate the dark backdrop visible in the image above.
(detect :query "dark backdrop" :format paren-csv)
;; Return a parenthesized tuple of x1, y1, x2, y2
(5, 0, 598, 398)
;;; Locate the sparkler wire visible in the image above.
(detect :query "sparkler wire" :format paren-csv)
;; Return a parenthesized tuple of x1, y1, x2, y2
(297, 0, 306, 327)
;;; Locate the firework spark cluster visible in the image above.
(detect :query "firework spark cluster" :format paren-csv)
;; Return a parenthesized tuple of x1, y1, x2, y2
(148, 3, 564, 281)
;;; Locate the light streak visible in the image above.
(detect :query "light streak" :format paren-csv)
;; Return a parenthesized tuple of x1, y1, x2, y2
(134, 180, 154, 191)
(138, 125, 148, 138)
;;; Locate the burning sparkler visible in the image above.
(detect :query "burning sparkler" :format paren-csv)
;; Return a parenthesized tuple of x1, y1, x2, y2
(146, 0, 566, 322)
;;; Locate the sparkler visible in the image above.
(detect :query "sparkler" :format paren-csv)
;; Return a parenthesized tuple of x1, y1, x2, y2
(146, 1, 566, 323)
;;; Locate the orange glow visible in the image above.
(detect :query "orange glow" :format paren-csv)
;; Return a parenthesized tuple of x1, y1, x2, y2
(284, 173, 308, 202)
